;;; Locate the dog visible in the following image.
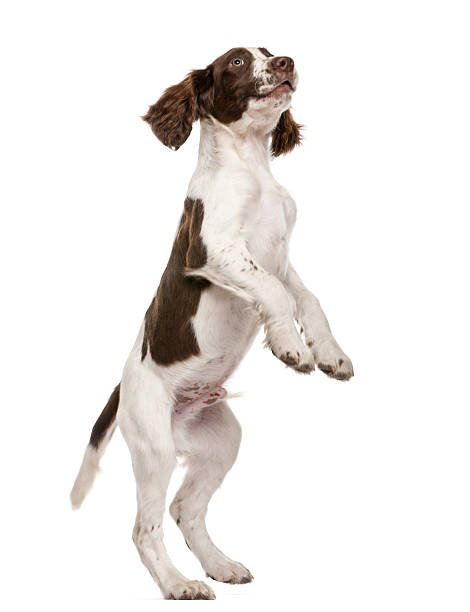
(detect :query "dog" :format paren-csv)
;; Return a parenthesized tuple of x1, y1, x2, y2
(71, 46, 354, 600)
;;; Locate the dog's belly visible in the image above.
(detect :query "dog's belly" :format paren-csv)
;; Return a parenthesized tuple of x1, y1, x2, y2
(171, 285, 259, 415)
(193, 284, 260, 359)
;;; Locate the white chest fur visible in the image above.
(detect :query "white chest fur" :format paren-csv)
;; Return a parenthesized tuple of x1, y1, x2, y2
(188, 120, 297, 279)
(245, 177, 296, 277)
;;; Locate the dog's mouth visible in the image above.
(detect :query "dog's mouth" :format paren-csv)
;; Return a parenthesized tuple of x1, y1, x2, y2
(255, 79, 295, 99)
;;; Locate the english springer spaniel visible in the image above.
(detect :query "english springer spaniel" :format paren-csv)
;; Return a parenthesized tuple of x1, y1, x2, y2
(71, 46, 354, 600)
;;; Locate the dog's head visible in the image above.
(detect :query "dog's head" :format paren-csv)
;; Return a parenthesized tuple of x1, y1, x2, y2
(143, 47, 301, 157)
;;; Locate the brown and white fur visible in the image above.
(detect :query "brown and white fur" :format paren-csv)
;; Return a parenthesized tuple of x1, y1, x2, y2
(71, 47, 354, 600)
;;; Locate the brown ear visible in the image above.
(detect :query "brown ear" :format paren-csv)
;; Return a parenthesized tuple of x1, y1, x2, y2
(271, 110, 303, 157)
(142, 67, 213, 150)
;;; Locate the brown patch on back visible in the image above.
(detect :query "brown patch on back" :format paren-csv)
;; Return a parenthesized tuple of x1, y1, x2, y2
(142, 198, 210, 366)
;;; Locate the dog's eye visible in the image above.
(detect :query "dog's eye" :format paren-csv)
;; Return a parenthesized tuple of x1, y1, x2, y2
(231, 58, 244, 66)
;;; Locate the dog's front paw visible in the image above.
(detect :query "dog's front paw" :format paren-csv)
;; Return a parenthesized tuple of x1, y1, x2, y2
(165, 579, 216, 600)
(267, 328, 315, 374)
(311, 338, 354, 381)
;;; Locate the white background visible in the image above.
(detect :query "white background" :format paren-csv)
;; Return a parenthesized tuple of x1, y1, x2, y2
(1, 1, 469, 610)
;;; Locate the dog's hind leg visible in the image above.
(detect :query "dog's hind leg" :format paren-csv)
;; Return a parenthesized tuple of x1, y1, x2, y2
(118, 361, 215, 600)
(170, 400, 253, 584)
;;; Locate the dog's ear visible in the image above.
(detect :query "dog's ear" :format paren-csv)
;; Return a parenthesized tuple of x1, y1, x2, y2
(271, 109, 303, 157)
(142, 67, 214, 150)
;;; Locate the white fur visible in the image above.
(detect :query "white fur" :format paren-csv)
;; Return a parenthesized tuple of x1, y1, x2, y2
(70, 422, 116, 509)
(71, 47, 353, 600)
(248, 46, 275, 93)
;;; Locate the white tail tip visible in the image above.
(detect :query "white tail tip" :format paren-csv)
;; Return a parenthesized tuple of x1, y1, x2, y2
(70, 445, 100, 510)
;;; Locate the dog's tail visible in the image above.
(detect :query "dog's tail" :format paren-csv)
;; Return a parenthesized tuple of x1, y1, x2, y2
(70, 383, 120, 510)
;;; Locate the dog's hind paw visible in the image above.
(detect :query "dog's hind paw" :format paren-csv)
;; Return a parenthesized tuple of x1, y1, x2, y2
(165, 579, 215, 600)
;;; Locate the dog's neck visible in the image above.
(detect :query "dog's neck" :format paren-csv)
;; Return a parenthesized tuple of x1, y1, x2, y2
(196, 115, 279, 171)
(187, 114, 283, 199)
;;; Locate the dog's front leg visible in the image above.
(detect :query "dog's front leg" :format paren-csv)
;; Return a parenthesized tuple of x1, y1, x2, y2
(285, 264, 354, 380)
(189, 241, 315, 373)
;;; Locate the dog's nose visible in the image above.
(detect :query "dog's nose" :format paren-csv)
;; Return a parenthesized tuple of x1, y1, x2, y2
(273, 56, 294, 73)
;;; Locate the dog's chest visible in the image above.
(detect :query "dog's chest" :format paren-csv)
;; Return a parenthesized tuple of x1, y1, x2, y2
(244, 176, 296, 276)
